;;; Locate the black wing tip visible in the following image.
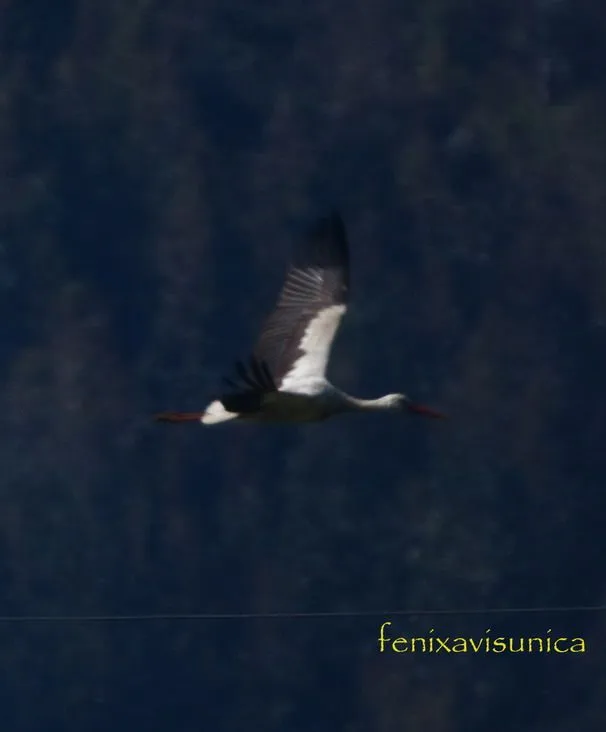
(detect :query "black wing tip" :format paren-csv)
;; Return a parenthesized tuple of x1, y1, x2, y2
(222, 356, 277, 395)
(302, 209, 349, 270)
(309, 210, 346, 239)
(220, 391, 264, 414)
(218, 357, 277, 415)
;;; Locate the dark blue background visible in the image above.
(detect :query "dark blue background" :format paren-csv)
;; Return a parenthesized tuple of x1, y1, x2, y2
(0, 1, 605, 730)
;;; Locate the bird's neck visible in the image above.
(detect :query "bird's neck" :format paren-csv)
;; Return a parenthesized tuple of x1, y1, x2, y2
(344, 395, 397, 412)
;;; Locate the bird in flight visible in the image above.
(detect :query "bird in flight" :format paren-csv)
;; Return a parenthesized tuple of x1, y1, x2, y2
(155, 212, 446, 425)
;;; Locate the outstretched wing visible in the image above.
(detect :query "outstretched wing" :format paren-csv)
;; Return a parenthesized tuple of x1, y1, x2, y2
(253, 211, 349, 390)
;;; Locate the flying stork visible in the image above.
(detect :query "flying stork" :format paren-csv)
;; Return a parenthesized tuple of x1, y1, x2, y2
(155, 212, 446, 425)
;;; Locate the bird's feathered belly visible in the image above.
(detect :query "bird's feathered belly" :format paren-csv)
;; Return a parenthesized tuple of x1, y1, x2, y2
(241, 391, 330, 422)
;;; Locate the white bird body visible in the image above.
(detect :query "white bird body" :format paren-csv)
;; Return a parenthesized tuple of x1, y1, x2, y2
(155, 213, 446, 426)
(201, 384, 409, 424)
(202, 387, 332, 425)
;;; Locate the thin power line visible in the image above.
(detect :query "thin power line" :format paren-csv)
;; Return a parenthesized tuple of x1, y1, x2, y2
(0, 604, 605, 622)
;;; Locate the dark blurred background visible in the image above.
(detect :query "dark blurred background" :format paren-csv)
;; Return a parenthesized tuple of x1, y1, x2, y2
(1, 0, 605, 729)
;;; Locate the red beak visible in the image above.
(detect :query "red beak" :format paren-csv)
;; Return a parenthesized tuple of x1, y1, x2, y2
(154, 411, 205, 423)
(406, 402, 448, 419)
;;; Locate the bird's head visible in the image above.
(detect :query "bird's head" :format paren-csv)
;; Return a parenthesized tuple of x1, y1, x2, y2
(387, 393, 447, 419)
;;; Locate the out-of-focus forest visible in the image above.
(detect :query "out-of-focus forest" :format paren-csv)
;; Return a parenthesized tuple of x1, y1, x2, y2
(1, 0, 605, 729)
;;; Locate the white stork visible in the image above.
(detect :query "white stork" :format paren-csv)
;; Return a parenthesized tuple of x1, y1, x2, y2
(155, 212, 446, 425)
